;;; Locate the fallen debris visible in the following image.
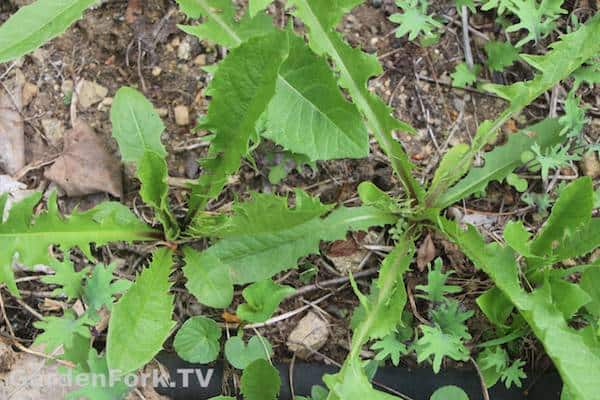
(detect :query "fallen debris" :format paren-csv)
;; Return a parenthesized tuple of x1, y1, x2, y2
(287, 311, 329, 359)
(0, 73, 25, 175)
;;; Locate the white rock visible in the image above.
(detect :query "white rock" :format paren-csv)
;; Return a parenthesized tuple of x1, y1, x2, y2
(177, 37, 193, 60)
(76, 80, 108, 109)
(174, 105, 190, 126)
(582, 152, 600, 178)
(287, 311, 329, 359)
(41, 118, 65, 147)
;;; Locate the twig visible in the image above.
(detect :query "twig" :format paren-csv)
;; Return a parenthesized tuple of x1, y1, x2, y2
(461, 7, 474, 69)
(292, 268, 379, 298)
(470, 357, 491, 400)
(14, 297, 44, 320)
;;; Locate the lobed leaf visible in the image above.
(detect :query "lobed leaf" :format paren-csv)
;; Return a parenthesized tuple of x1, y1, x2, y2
(0, 192, 156, 296)
(107, 248, 176, 375)
(237, 280, 295, 323)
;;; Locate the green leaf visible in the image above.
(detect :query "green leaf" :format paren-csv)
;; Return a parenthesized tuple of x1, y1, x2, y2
(350, 238, 414, 346)
(83, 263, 131, 312)
(435, 118, 564, 208)
(188, 31, 289, 214)
(390, 0, 443, 41)
(416, 258, 462, 303)
(237, 280, 295, 323)
(249, 0, 273, 16)
(110, 87, 167, 163)
(67, 349, 131, 400)
(371, 334, 408, 366)
(174, 316, 222, 363)
(0, 192, 155, 296)
(444, 218, 600, 400)
(225, 334, 273, 369)
(505, 0, 566, 47)
(500, 359, 526, 388)
(138, 151, 179, 239)
(107, 248, 176, 375)
(476, 287, 514, 327)
(33, 311, 92, 353)
(430, 299, 473, 340)
(554, 219, 600, 261)
(427, 144, 470, 201)
(182, 248, 234, 309)
(324, 358, 399, 400)
(0, 0, 98, 64)
(176, 0, 275, 48)
(484, 40, 520, 72)
(477, 346, 509, 387)
(581, 268, 600, 318)
(287, 0, 422, 201)
(430, 385, 469, 400)
(506, 173, 528, 192)
(41, 256, 89, 300)
(530, 177, 593, 256)
(240, 359, 281, 400)
(185, 191, 395, 303)
(414, 325, 470, 373)
(261, 33, 369, 161)
(451, 63, 480, 88)
(548, 278, 591, 320)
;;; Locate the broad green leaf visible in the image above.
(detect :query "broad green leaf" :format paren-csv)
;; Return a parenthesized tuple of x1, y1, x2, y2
(476, 287, 514, 327)
(287, 0, 423, 201)
(249, 0, 272, 16)
(110, 87, 167, 163)
(435, 118, 564, 208)
(83, 263, 131, 312)
(33, 311, 92, 353)
(530, 177, 593, 256)
(430, 385, 469, 400)
(555, 219, 600, 261)
(107, 248, 176, 375)
(188, 31, 289, 215)
(183, 247, 234, 309)
(176, 0, 275, 48)
(225, 335, 273, 369)
(0, 0, 98, 64)
(444, 218, 600, 400)
(237, 280, 295, 323)
(548, 278, 591, 320)
(262, 34, 369, 161)
(41, 256, 89, 300)
(427, 143, 469, 202)
(503, 221, 534, 257)
(240, 359, 281, 400)
(350, 237, 414, 353)
(138, 151, 179, 239)
(67, 349, 131, 400)
(185, 191, 395, 304)
(580, 268, 600, 318)
(174, 316, 222, 363)
(0, 192, 155, 296)
(323, 358, 400, 400)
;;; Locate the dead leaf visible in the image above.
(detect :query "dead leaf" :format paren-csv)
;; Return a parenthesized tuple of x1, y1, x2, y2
(0, 74, 25, 175)
(416, 234, 436, 272)
(126, 0, 143, 23)
(44, 121, 123, 197)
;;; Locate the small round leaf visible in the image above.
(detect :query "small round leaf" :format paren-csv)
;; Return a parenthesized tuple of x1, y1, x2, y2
(240, 359, 280, 400)
(430, 385, 469, 400)
(174, 316, 221, 363)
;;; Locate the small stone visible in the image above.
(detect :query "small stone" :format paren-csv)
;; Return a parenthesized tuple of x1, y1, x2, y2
(581, 152, 600, 178)
(41, 118, 65, 147)
(174, 105, 190, 126)
(157, 107, 169, 118)
(0, 340, 16, 373)
(61, 79, 74, 95)
(21, 82, 38, 106)
(177, 37, 192, 60)
(76, 80, 108, 109)
(287, 311, 329, 359)
(152, 67, 162, 77)
(194, 54, 207, 66)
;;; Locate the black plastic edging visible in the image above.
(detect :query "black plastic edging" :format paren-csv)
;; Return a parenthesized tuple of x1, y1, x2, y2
(155, 352, 563, 399)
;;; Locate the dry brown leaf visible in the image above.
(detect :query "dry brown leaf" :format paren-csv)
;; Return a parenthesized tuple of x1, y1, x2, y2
(416, 233, 436, 272)
(45, 121, 123, 197)
(0, 75, 25, 175)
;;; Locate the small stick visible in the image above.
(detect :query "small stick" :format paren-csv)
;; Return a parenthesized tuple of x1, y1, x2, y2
(471, 357, 491, 400)
(461, 6, 474, 69)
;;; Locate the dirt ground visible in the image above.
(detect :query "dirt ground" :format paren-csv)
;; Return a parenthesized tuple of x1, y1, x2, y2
(1, 0, 599, 396)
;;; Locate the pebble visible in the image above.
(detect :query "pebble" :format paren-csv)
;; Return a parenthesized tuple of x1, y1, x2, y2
(194, 54, 207, 66)
(76, 80, 108, 109)
(177, 37, 193, 60)
(152, 67, 162, 77)
(174, 105, 190, 126)
(41, 118, 65, 147)
(287, 311, 329, 359)
(21, 82, 38, 106)
(157, 108, 169, 118)
(581, 152, 600, 178)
